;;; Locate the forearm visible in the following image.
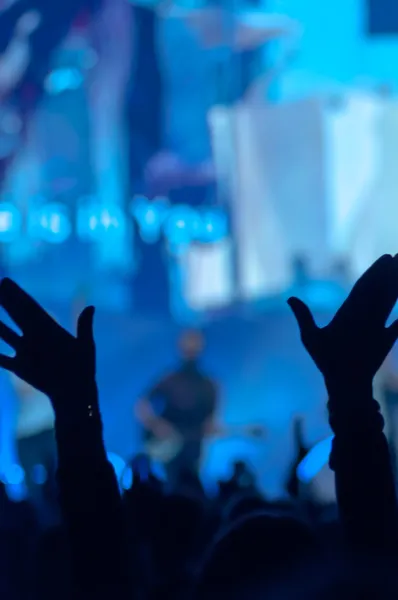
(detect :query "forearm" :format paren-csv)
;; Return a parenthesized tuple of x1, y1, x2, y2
(328, 384, 398, 553)
(54, 385, 131, 596)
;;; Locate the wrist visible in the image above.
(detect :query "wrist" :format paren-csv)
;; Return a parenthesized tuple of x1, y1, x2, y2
(325, 378, 373, 402)
(55, 414, 107, 463)
(50, 380, 100, 423)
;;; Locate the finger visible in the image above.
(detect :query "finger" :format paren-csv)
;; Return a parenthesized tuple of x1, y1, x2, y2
(0, 278, 48, 330)
(0, 320, 21, 349)
(287, 297, 317, 337)
(77, 306, 95, 345)
(377, 254, 398, 321)
(0, 354, 15, 373)
(350, 255, 392, 298)
(341, 255, 396, 324)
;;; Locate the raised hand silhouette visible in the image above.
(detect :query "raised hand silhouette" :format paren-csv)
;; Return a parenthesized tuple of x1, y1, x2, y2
(0, 278, 96, 413)
(288, 255, 398, 392)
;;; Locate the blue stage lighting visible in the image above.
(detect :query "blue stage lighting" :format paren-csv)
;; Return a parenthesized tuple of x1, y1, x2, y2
(107, 452, 127, 484)
(99, 207, 125, 233)
(45, 68, 84, 95)
(296, 435, 333, 483)
(35, 203, 72, 243)
(0, 203, 21, 241)
(76, 198, 98, 239)
(164, 205, 197, 245)
(200, 208, 228, 243)
(131, 195, 167, 243)
(1, 463, 25, 485)
(121, 466, 132, 490)
(1, 464, 27, 502)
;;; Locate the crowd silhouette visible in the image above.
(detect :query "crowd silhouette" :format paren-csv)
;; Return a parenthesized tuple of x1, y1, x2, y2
(1, 255, 398, 598)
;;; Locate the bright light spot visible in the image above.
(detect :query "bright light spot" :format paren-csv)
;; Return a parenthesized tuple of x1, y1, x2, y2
(35, 204, 71, 243)
(100, 210, 113, 229)
(164, 205, 197, 245)
(99, 208, 125, 233)
(201, 209, 228, 243)
(2, 463, 25, 485)
(296, 436, 333, 483)
(76, 199, 102, 240)
(89, 215, 98, 231)
(45, 68, 84, 95)
(132, 198, 165, 243)
(42, 212, 61, 234)
(0, 203, 21, 240)
(143, 208, 157, 225)
(0, 209, 13, 231)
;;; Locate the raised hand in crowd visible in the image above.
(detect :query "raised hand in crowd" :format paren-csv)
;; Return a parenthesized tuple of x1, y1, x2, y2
(0, 278, 96, 420)
(289, 255, 398, 553)
(0, 278, 131, 599)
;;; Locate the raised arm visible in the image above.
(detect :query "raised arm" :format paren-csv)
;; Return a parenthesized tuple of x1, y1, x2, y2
(0, 278, 131, 598)
(289, 255, 398, 553)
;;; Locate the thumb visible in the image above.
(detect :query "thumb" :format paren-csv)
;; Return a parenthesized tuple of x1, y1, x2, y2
(77, 306, 95, 346)
(287, 297, 317, 339)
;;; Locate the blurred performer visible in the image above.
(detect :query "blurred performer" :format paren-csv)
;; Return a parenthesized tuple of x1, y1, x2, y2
(135, 330, 218, 489)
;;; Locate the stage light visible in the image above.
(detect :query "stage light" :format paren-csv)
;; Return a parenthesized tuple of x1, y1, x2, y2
(200, 208, 228, 243)
(164, 205, 197, 245)
(296, 435, 333, 483)
(0, 203, 21, 241)
(143, 207, 157, 225)
(45, 68, 84, 95)
(100, 207, 124, 231)
(1, 463, 25, 485)
(131, 196, 168, 243)
(3, 464, 27, 502)
(88, 215, 98, 231)
(33, 203, 72, 243)
(76, 198, 100, 240)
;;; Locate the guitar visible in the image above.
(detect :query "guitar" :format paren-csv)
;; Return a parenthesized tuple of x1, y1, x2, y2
(145, 423, 266, 464)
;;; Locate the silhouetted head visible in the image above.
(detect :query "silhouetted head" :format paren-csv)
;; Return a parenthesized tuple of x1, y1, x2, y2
(196, 512, 320, 599)
(268, 554, 398, 600)
(178, 330, 204, 363)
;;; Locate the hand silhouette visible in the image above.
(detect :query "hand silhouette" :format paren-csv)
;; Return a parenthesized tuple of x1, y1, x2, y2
(288, 255, 398, 391)
(0, 278, 96, 413)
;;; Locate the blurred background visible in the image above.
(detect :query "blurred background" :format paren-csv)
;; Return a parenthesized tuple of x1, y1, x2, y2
(0, 0, 398, 502)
